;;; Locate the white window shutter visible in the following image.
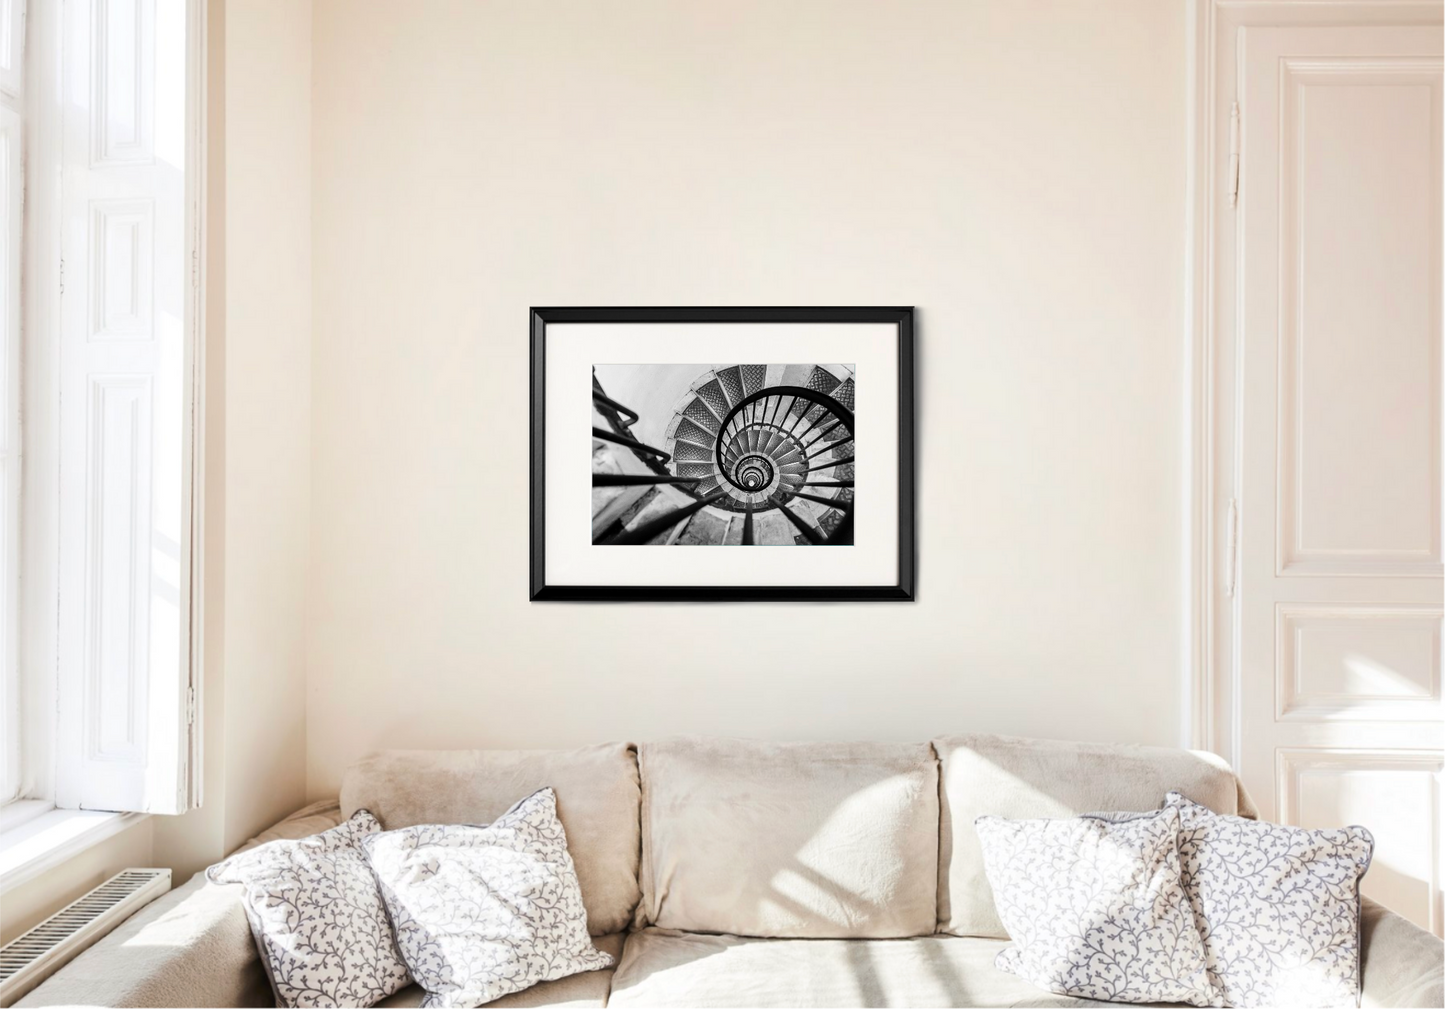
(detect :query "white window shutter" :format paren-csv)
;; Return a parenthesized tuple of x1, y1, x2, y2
(55, 0, 196, 814)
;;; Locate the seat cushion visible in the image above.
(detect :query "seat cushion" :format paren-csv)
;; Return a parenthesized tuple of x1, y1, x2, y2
(933, 733, 1253, 938)
(376, 933, 625, 1008)
(607, 929, 1182, 1008)
(340, 745, 641, 935)
(637, 738, 938, 938)
(1359, 896, 1445, 1009)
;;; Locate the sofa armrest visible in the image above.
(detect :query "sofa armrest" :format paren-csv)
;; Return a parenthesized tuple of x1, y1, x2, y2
(230, 797, 344, 854)
(1361, 895, 1445, 1008)
(17, 799, 343, 1009)
(14, 870, 267, 1009)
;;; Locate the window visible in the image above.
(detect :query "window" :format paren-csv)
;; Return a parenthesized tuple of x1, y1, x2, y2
(0, 0, 21, 810)
(1, 0, 201, 827)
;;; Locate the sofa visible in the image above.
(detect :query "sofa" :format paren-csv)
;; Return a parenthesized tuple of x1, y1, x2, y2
(20, 734, 1445, 1008)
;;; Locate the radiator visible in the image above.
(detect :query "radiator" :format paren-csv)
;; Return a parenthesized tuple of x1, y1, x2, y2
(0, 867, 171, 1006)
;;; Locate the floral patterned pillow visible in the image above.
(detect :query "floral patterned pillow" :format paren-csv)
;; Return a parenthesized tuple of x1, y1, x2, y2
(1166, 790, 1374, 1008)
(975, 807, 1217, 1006)
(206, 809, 410, 1008)
(363, 787, 613, 1009)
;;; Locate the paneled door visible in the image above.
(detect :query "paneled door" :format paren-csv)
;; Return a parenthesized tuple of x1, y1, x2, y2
(1236, 24, 1443, 934)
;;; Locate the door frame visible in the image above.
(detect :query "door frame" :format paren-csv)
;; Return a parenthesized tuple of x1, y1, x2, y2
(1184, 0, 1445, 763)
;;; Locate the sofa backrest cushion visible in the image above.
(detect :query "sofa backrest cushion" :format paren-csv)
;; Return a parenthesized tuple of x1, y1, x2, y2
(339, 744, 641, 935)
(934, 733, 1253, 938)
(637, 737, 939, 939)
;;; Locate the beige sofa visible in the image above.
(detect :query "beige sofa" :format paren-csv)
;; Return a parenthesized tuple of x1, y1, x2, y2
(21, 735, 1445, 1008)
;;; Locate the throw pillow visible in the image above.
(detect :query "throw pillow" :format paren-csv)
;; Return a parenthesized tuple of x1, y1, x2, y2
(1166, 790, 1374, 1008)
(206, 809, 410, 1008)
(363, 787, 614, 1009)
(975, 807, 1217, 1007)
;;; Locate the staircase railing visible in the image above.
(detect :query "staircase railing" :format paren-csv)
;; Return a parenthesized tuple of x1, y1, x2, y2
(592, 373, 854, 546)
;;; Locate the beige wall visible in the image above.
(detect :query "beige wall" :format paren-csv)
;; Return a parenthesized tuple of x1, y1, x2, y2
(213, 0, 312, 860)
(306, 0, 1189, 796)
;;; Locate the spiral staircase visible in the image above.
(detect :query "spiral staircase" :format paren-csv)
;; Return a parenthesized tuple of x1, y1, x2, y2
(592, 364, 855, 545)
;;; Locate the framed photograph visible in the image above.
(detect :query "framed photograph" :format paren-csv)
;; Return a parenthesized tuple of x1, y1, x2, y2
(530, 307, 915, 601)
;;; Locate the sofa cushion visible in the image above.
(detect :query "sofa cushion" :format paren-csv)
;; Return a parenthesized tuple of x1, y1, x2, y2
(1359, 896, 1445, 1009)
(340, 745, 641, 935)
(636, 738, 938, 938)
(933, 733, 1252, 939)
(607, 929, 1176, 1008)
(375, 934, 625, 1008)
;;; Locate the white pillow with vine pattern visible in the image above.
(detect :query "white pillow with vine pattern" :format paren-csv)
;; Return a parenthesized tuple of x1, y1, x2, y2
(976, 806, 1217, 1007)
(363, 787, 613, 1009)
(207, 809, 410, 1008)
(1166, 790, 1373, 1008)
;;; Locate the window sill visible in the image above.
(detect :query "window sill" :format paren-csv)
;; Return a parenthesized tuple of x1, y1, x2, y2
(0, 803, 148, 892)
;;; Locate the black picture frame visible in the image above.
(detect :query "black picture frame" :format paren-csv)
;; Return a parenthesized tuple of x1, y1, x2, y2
(530, 306, 916, 601)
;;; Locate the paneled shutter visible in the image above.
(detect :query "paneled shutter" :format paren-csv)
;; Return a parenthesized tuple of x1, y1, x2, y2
(54, 0, 197, 814)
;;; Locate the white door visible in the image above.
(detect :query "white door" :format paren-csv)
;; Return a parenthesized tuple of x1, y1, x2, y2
(1235, 25, 1443, 935)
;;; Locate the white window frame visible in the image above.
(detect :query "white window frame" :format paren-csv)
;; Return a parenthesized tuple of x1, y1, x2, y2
(0, 0, 24, 811)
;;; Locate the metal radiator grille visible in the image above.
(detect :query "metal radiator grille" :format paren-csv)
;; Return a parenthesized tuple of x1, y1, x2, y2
(0, 867, 170, 1005)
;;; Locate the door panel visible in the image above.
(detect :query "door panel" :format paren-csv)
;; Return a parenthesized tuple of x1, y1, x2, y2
(1281, 749, 1443, 934)
(1238, 25, 1443, 935)
(1278, 54, 1441, 576)
(1277, 604, 1442, 721)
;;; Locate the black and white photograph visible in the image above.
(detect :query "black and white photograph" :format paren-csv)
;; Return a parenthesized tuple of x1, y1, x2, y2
(591, 364, 856, 547)
(531, 307, 914, 600)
